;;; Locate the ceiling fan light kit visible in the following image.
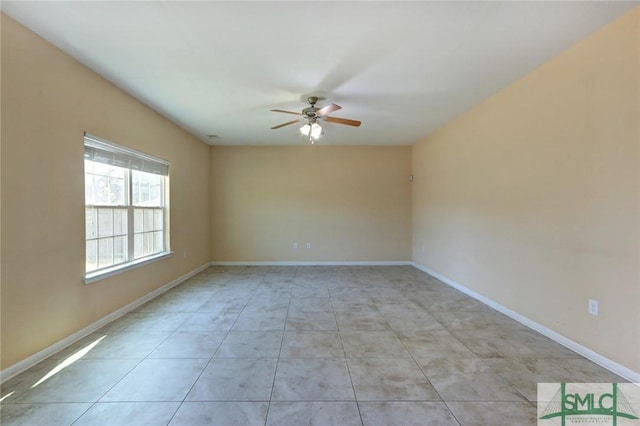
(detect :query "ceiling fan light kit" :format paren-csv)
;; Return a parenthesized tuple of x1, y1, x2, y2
(271, 96, 361, 144)
(300, 122, 323, 141)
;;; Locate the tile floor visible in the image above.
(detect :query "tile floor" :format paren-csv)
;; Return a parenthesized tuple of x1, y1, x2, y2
(0, 266, 624, 425)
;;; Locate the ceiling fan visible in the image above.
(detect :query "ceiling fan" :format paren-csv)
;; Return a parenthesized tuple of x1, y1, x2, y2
(271, 96, 361, 143)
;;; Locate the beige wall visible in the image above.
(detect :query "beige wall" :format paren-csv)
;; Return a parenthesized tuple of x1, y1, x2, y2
(1, 15, 211, 369)
(412, 8, 639, 372)
(210, 146, 412, 262)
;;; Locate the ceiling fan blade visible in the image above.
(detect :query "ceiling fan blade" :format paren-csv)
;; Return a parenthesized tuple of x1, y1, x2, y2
(270, 109, 301, 116)
(271, 119, 300, 130)
(316, 103, 342, 116)
(325, 116, 361, 127)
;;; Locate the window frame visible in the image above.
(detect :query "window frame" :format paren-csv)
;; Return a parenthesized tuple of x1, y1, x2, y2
(83, 133, 171, 284)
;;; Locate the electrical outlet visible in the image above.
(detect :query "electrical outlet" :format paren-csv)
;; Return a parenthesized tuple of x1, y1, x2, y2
(421, 245, 425, 253)
(183, 251, 187, 258)
(306, 242, 311, 249)
(588, 299, 599, 316)
(293, 242, 298, 249)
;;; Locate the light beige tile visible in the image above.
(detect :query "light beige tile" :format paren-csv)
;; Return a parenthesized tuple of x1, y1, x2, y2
(101, 359, 208, 402)
(170, 402, 268, 426)
(11, 359, 139, 403)
(186, 358, 277, 401)
(397, 330, 477, 358)
(286, 311, 338, 331)
(281, 331, 344, 358)
(0, 403, 91, 426)
(272, 358, 355, 401)
(430, 310, 526, 332)
(232, 309, 287, 331)
(292, 285, 330, 298)
(74, 402, 180, 425)
(3, 266, 594, 426)
(484, 357, 627, 402)
(450, 330, 539, 358)
(196, 298, 249, 314)
(267, 402, 361, 426)
(380, 311, 444, 332)
(341, 331, 410, 358)
(418, 357, 525, 402)
(148, 330, 226, 358)
(446, 401, 537, 426)
(179, 311, 239, 331)
(288, 298, 333, 313)
(347, 358, 439, 401)
(49, 331, 171, 360)
(359, 402, 459, 426)
(215, 331, 283, 358)
(336, 311, 391, 331)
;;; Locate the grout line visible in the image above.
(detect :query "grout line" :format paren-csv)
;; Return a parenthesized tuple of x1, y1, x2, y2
(332, 268, 365, 426)
(372, 277, 450, 408)
(264, 269, 293, 426)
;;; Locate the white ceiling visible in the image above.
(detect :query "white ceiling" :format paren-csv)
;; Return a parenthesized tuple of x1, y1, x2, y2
(2, 1, 637, 146)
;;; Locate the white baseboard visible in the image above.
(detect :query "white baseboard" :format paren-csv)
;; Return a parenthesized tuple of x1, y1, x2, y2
(0, 262, 210, 384)
(411, 262, 640, 383)
(210, 261, 412, 266)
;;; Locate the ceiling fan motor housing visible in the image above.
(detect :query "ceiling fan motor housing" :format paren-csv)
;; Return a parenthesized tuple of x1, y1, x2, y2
(303, 96, 320, 122)
(303, 107, 319, 118)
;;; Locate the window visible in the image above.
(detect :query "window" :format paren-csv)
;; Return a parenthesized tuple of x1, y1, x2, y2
(84, 133, 170, 281)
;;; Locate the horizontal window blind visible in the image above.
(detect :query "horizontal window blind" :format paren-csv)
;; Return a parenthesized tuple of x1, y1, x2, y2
(84, 133, 169, 176)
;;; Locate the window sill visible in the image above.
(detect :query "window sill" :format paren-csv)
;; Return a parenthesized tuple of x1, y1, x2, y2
(84, 251, 173, 285)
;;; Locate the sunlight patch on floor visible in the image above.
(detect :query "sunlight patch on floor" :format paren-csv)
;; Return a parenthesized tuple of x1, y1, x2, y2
(0, 391, 16, 402)
(31, 335, 107, 388)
